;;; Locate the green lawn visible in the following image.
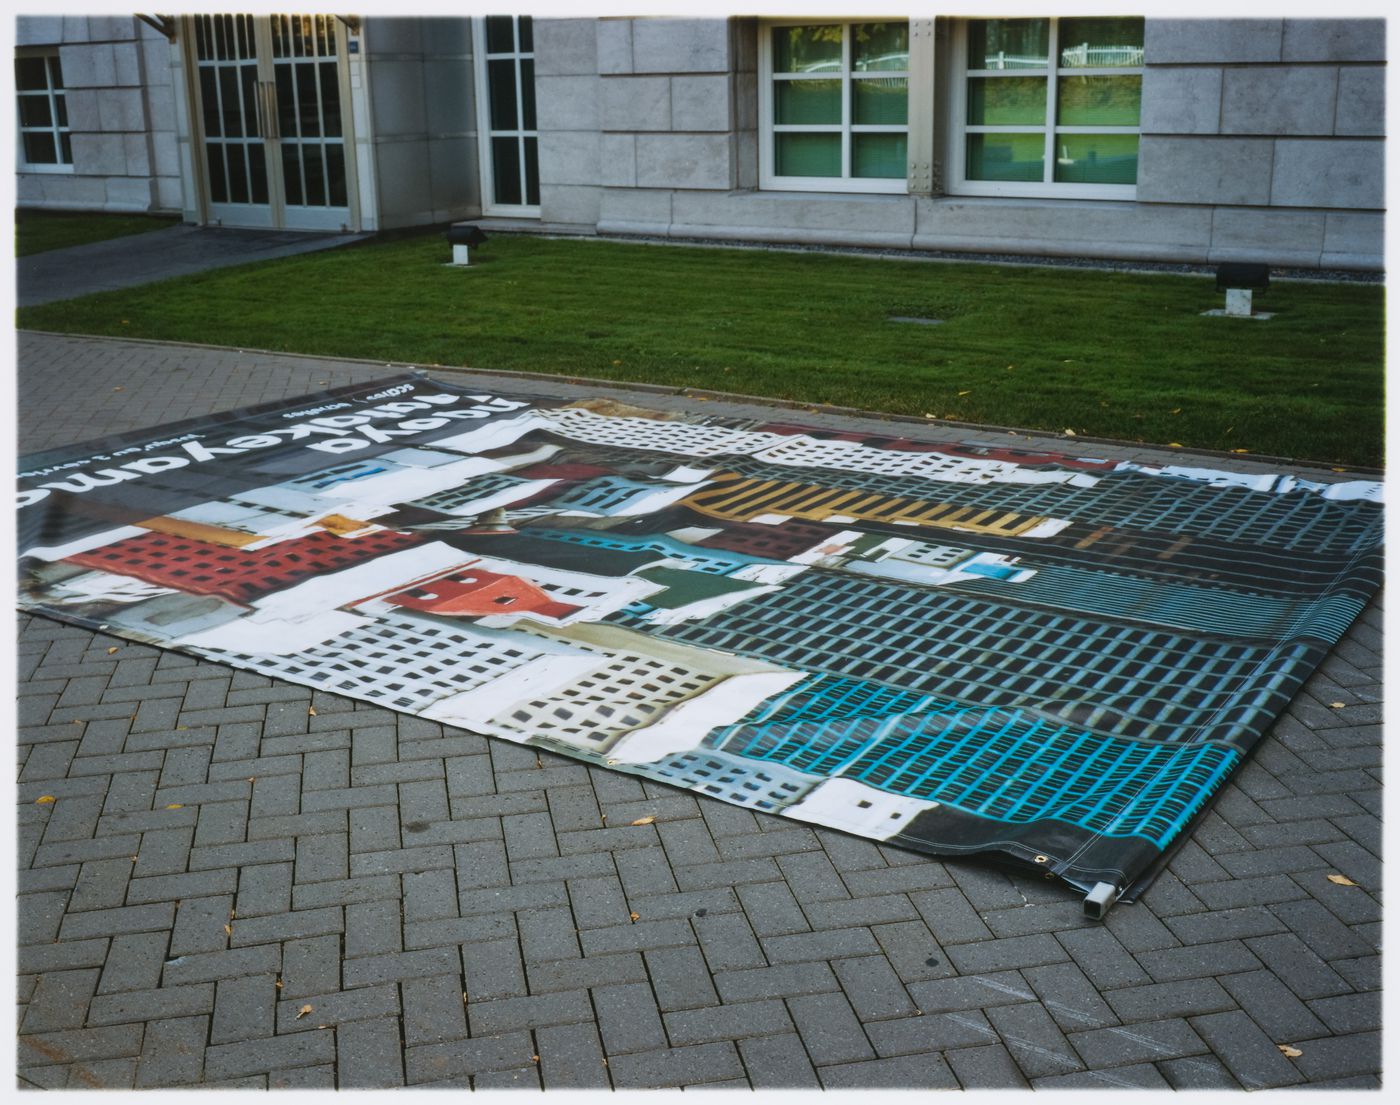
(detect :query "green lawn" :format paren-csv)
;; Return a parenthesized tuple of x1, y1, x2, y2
(17, 232, 1384, 467)
(15, 208, 180, 257)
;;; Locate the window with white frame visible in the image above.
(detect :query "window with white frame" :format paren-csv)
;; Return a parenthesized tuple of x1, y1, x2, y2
(952, 16, 1143, 198)
(759, 21, 910, 194)
(15, 50, 72, 170)
(474, 14, 539, 214)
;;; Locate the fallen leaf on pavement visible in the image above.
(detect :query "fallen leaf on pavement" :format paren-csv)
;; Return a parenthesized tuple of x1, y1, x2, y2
(629, 912, 640, 923)
(308, 706, 317, 716)
(106, 647, 119, 654)
(1329, 702, 1346, 709)
(629, 816, 656, 826)
(1278, 1045, 1302, 1058)
(165, 804, 183, 809)
(296, 1005, 314, 1019)
(1327, 874, 1358, 886)
(34, 796, 55, 805)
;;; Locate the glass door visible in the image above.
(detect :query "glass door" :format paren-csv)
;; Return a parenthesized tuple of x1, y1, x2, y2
(270, 14, 351, 229)
(474, 15, 539, 215)
(190, 13, 354, 230)
(193, 13, 272, 227)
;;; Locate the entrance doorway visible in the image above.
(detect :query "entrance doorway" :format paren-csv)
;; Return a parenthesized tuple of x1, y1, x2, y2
(188, 13, 356, 230)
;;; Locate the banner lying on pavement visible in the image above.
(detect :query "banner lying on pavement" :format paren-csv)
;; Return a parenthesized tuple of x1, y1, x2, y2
(17, 374, 1383, 911)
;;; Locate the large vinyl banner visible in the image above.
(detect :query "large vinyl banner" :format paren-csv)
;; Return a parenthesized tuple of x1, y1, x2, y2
(17, 374, 1384, 903)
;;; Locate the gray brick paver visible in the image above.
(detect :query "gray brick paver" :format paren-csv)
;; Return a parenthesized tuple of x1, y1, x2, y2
(13, 332, 1383, 1089)
(338, 1016, 407, 1088)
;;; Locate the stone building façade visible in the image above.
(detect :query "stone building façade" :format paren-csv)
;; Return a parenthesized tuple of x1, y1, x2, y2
(15, 14, 1384, 269)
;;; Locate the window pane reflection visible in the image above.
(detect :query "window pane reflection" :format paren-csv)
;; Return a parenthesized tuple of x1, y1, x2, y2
(853, 133, 906, 178)
(1058, 18, 1145, 68)
(775, 132, 841, 176)
(853, 22, 908, 71)
(968, 19, 1049, 70)
(968, 76, 1046, 125)
(775, 79, 840, 125)
(774, 25, 842, 73)
(1054, 134, 1138, 183)
(853, 77, 908, 125)
(967, 133, 1045, 181)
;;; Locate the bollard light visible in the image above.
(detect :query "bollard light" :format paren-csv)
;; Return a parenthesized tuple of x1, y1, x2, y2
(1214, 262, 1270, 318)
(446, 224, 488, 266)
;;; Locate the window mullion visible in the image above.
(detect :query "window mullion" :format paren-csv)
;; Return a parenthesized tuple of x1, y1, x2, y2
(46, 62, 59, 158)
(841, 24, 852, 179)
(513, 20, 528, 206)
(1044, 20, 1059, 185)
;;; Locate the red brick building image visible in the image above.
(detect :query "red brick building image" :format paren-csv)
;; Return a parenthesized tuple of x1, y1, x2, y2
(695, 519, 844, 561)
(66, 528, 425, 607)
(387, 569, 582, 621)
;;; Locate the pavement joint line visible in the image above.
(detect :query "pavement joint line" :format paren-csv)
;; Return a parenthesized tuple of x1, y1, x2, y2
(945, 1011, 1040, 1056)
(973, 976, 1105, 1029)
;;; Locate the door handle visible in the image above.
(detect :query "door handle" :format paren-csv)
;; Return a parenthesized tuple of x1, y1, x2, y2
(258, 81, 280, 141)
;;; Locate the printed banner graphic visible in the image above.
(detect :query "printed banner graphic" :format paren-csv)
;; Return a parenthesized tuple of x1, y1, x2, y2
(17, 375, 1384, 898)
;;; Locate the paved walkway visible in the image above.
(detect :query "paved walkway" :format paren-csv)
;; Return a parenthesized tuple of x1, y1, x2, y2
(15, 331, 1382, 1089)
(16, 226, 369, 308)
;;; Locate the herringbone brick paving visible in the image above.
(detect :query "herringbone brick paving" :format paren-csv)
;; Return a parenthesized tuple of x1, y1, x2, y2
(15, 332, 1382, 1088)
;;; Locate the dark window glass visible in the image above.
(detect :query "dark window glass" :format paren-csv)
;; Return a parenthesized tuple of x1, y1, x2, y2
(488, 59, 518, 130)
(15, 56, 47, 89)
(206, 144, 228, 202)
(319, 61, 341, 136)
(281, 142, 303, 205)
(303, 142, 327, 205)
(297, 62, 321, 136)
(241, 64, 260, 135)
(485, 15, 515, 53)
(519, 16, 533, 53)
(492, 135, 521, 205)
(326, 143, 347, 206)
(23, 131, 56, 164)
(524, 135, 539, 205)
(226, 140, 249, 202)
(59, 132, 71, 163)
(521, 58, 535, 130)
(276, 64, 297, 137)
(219, 66, 243, 137)
(200, 67, 221, 136)
(248, 142, 268, 203)
(18, 96, 51, 128)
